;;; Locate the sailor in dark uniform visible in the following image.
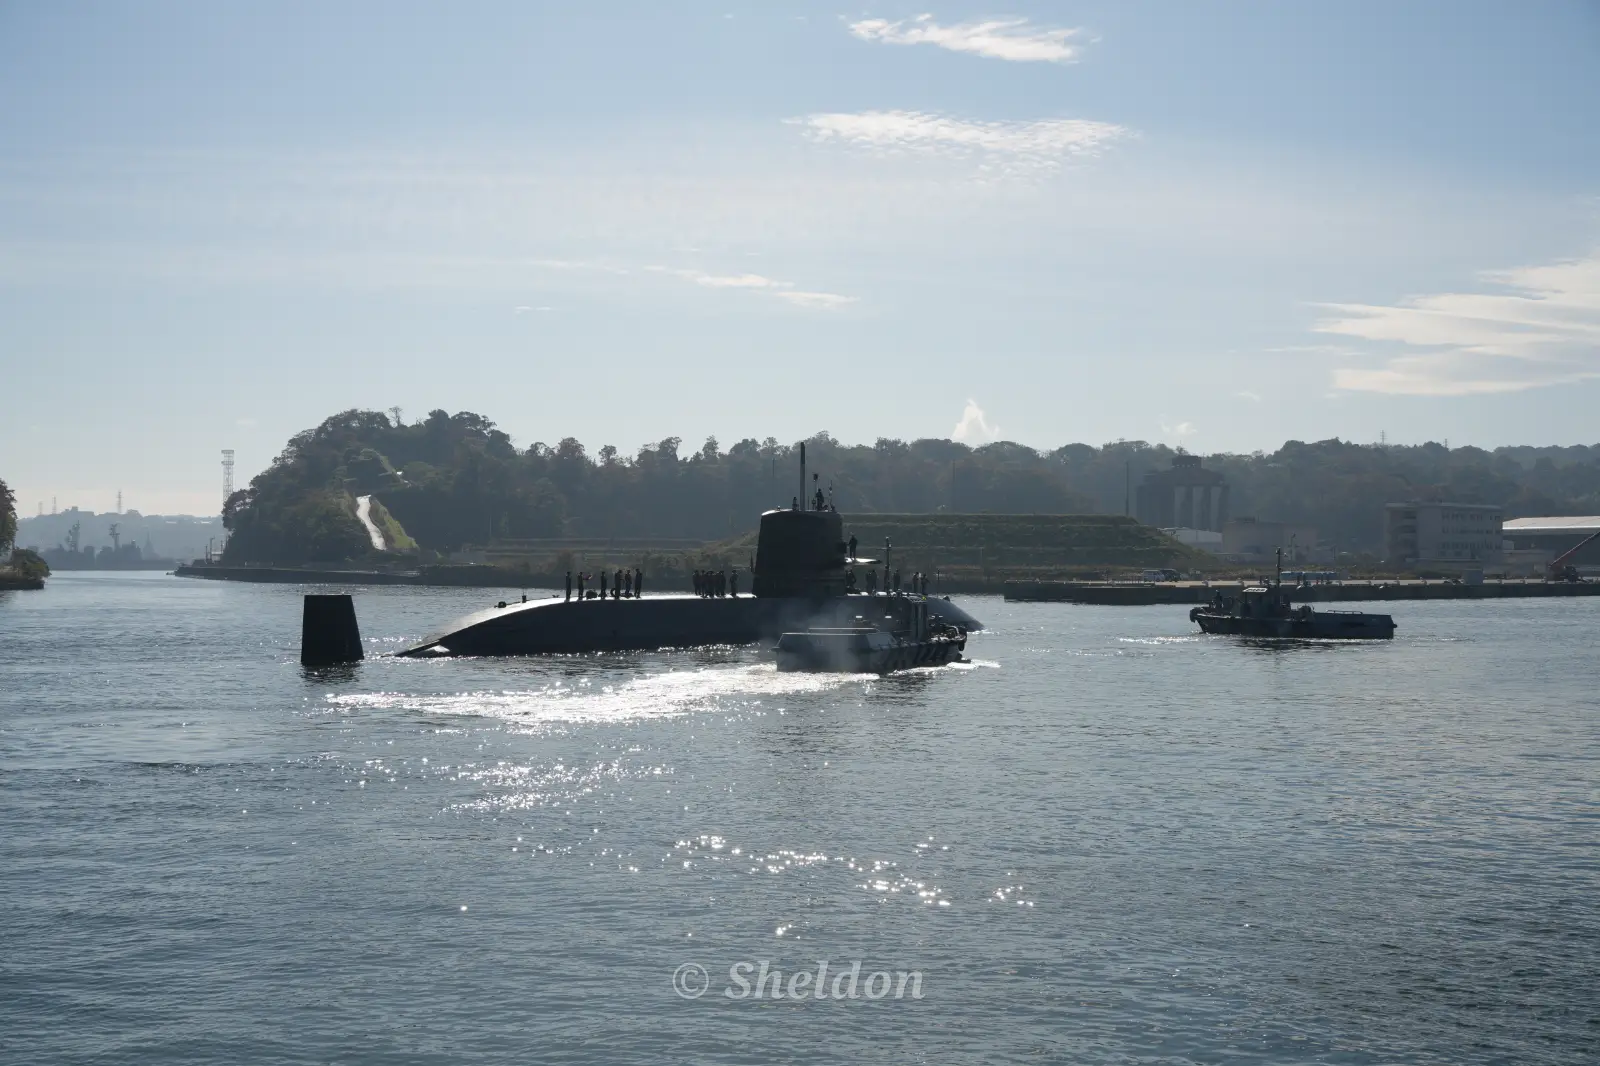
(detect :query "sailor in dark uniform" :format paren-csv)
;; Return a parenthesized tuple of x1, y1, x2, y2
(565, 571, 572, 601)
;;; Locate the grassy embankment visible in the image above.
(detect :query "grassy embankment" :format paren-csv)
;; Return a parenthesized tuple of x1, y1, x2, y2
(458, 514, 1214, 590)
(365, 496, 417, 552)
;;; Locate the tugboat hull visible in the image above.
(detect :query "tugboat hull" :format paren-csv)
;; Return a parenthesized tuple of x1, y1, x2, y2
(1191, 607, 1395, 639)
(774, 627, 966, 673)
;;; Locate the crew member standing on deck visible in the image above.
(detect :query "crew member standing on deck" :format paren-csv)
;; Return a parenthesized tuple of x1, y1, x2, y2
(565, 571, 572, 602)
(634, 567, 642, 598)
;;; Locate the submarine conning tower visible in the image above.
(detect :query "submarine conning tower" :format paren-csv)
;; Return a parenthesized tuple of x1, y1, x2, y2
(752, 508, 847, 598)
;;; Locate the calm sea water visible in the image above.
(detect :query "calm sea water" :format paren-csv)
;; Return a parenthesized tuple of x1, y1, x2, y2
(2, 572, 1596, 1065)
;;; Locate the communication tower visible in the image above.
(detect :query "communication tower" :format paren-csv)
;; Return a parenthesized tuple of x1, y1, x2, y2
(116, 490, 122, 514)
(221, 450, 235, 506)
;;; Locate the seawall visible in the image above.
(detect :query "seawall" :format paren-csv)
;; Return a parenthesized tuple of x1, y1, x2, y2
(1005, 579, 1600, 605)
(176, 564, 431, 586)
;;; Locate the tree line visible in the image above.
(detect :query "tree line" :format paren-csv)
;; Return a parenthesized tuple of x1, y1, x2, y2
(220, 409, 1600, 564)
(0, 475, 50, 580)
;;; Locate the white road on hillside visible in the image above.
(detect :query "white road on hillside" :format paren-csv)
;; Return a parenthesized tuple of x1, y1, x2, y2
(355, 495, 386, 551)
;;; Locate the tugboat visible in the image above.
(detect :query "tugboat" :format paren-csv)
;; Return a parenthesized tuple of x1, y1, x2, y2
(775, 594, 967, 673)
(1189, 550, 1396, 640)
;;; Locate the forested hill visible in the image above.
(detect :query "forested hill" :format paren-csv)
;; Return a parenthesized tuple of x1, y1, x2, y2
(220, 409, 1600, 564)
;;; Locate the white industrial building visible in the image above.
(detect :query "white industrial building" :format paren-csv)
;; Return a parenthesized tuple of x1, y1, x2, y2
(1384, 502, 1503, 570)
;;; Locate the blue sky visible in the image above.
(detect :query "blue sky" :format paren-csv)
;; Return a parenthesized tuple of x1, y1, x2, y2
(3, 1, 1597, 515)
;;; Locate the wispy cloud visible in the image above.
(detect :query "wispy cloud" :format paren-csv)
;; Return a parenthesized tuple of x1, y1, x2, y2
(1236, 390, 1263, 402)
(774, 290, 858, 309)
(1161, 419, 1198, 438)
(645, 266, 856, 309)
(1318, 252, 1600, 395)
(791, 109, 1128, 174)
(848, 14, 1085, 63)
(649, 267, 784, 289)
(952, 399, 1000, 443)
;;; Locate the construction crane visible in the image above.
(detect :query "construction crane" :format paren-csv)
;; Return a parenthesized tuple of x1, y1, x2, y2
(1548, 528, 1600, 583)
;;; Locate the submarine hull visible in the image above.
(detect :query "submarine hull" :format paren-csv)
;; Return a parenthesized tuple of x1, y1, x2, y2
(399, 593, 983, 657)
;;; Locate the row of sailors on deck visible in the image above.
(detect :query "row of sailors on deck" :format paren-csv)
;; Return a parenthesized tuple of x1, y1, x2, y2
(565, 568, 642, 602)
(844, 568, 930, 596)
(792, 488, 836, 512)
(694, 569, 739, 598)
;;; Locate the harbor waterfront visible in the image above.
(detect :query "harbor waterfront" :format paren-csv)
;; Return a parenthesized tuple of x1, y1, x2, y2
(3, 572, 1597, 1064)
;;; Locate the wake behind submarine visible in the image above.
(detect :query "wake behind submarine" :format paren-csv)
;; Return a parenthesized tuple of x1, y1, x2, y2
(395, 504, 981, 659)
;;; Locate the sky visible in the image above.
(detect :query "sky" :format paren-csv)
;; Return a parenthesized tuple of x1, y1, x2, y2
(2, 1, 1597, 516)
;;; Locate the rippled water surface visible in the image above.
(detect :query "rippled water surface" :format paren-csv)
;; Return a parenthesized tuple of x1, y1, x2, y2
(2, 572, 1597, 1064)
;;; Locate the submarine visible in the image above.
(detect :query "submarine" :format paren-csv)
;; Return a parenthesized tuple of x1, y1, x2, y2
(398, 502, 982, 658)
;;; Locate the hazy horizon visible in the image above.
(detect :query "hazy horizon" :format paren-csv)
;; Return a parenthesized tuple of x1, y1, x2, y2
(4, 2, 1597, 516)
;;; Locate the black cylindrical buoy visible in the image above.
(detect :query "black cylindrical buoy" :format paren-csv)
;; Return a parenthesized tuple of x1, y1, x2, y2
(301, 594, 363, 665)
